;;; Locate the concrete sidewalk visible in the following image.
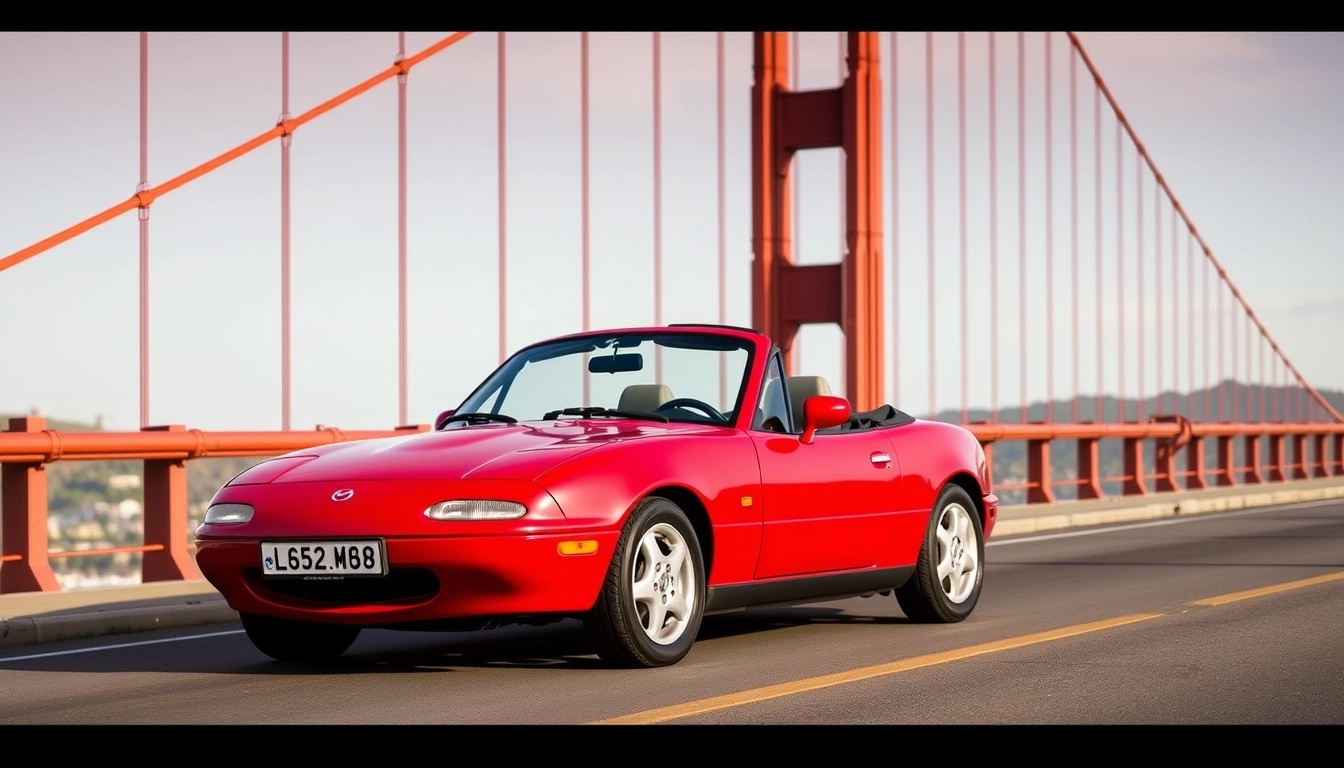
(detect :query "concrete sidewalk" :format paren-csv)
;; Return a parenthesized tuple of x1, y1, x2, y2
(3, 475, 1342, 651)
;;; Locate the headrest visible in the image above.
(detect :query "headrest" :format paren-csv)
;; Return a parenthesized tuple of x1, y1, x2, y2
(618, 384, 674, 413)
(787, 375, 832, 420)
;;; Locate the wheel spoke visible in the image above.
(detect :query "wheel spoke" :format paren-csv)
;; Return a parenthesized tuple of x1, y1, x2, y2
(638, 532, 663, 566)
(665, 539, 687, 579)
(952, 506, 971, 542)
(936, 547, 957, 583)
(961, 540, 979, 573)
(632, 569, 658, 602)
(664, 587, 691, 626)
(935, 521, 955, 550)
(644, 598, 671, 639)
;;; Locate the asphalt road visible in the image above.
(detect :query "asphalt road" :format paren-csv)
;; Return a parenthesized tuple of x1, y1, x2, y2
(1, 496, 1340, 725)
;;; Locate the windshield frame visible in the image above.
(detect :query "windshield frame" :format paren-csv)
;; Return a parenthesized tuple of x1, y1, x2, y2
(447, 328, 762, 428)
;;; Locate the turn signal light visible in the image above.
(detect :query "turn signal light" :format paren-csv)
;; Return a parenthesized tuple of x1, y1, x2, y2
(558, 540, 598, 556)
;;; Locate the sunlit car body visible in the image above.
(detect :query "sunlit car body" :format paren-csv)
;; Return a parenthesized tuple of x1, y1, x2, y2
(194, 324, 998, 667)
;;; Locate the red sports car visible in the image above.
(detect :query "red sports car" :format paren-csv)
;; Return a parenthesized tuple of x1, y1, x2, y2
(194, 324, 998, 667)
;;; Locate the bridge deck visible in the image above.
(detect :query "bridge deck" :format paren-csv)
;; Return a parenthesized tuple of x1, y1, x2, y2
(3, 475, 1342, 651)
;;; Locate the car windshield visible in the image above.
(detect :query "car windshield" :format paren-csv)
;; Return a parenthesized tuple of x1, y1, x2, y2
(451, 331, 755, 426)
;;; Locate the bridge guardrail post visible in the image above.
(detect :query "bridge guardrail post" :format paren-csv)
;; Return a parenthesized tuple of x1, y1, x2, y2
(1268, 433, 1287, 481)
(1077, 432, 1102, 499)
(1122, 433, 1147, 496)
(1, 417, 60, 593)
(1215, 435, 1236, 487)
(141, 424, 201, 582)
(1026, 434, 1055, 504)
(1154, 440, 1178, 492)
(1311, 434, 1328, 478)
(1290, 434, 1308, 479)
(1185, 435, 1207, 490)
(1152, 414, 1189, 493)
(1333, 434, 1344, 476)
(1242, 434, 1264, 484)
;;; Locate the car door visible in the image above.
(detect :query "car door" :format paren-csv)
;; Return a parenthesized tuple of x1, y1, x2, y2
(748, 354, 904, 579)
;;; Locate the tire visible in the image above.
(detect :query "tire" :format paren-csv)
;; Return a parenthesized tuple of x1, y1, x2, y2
(240, 612, 361, 663)
(895, 484, 984, 623)
(585, 496, 706, 668)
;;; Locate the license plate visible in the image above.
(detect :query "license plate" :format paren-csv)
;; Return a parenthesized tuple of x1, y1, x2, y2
(260, 540, 387, 577)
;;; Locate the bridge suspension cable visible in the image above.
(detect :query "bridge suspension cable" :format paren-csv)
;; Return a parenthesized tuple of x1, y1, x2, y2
(0, 32, 472, 276)
(1067, 32, 1343, 424)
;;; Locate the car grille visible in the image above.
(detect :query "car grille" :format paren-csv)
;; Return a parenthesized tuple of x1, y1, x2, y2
(248, 567, 439, 604)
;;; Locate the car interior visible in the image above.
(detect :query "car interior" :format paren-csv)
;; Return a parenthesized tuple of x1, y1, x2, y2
(617, 373, 916, 435)
(617, 384, 675, 413)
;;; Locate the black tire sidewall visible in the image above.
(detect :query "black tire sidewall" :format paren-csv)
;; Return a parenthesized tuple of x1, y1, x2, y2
(925, 485, 984, 620)
(612, 498, 706, 666)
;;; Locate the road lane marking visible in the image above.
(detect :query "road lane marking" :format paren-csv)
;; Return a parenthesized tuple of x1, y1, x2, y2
(1188, 570, 1344, 607)
(588, 613, 1164, 725)
(0, 629, 245, 663)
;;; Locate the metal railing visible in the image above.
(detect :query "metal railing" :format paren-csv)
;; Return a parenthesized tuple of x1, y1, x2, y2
(3, 414, 1341, 594)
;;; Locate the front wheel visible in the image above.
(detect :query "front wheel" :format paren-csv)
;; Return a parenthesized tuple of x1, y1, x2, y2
(895, 484, 985, 623)
(240, 612, 361, 663)
(585, 496, 706, 667)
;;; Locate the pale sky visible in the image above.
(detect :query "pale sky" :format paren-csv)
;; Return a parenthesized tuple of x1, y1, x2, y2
(1, 31, 1340, 431)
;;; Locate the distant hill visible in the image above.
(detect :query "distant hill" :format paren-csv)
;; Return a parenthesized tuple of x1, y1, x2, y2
(916, 382, 1344, 504)
(921, 381, 1344, 427)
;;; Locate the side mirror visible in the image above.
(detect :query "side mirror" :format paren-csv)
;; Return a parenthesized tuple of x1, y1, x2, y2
(434, 409, 456, 430)
(800, 395, 850, 444)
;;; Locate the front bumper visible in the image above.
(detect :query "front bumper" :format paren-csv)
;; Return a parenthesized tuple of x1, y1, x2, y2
(195, 529, 621, 626)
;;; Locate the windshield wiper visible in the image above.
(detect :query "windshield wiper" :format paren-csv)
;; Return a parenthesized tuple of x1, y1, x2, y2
(439, 412, 518, 429)
(543, 406, 669, 423)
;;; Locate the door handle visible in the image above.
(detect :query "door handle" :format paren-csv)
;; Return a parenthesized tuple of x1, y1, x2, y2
(870, 452, 891, 466)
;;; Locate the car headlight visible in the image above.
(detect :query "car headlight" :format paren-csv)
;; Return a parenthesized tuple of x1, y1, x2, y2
(424, 500, 527, 521)
(204, 503, 255, 525)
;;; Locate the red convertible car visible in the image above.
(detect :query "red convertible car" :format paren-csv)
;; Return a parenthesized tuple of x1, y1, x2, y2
(195, 324, 998, 667)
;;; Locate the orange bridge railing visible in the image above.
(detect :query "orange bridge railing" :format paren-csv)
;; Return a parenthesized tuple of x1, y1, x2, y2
(2, 414, 1341, 594)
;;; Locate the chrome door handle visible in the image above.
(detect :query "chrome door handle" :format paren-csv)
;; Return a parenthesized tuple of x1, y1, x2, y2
(870, 452, 891, 465)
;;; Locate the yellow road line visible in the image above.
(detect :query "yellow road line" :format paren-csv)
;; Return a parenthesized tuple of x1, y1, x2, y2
(594, 570, 1344, 725)
(1189, 570, 1344, 607)
(589, 613, 1164, 725)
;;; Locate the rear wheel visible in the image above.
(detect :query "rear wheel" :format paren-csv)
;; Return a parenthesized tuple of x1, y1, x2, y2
(585, 496, 706, 668)
(896, 484, 984, 623)
(240, 612, 361, 662)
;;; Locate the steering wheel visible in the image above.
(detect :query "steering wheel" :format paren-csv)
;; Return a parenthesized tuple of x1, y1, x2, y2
(655, 397, 728, 423)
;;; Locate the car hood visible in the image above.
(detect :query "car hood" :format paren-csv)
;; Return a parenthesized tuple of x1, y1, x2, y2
(234, 419, 717, 485)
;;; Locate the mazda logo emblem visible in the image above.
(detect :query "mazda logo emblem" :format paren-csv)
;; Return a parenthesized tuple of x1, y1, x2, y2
(331, 489, 355, 502)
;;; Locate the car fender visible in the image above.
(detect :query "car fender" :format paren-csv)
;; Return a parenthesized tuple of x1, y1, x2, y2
(885, 420, 988, 520)
(533, 429, 765, 586)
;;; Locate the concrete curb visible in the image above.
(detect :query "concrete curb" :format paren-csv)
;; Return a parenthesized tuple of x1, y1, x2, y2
(1, 593, 237, 650)
(991, 483, 1344, 537)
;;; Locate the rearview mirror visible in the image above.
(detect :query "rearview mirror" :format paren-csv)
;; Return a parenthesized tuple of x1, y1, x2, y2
(435, 409, 456, 430)
(800, 395, 850, 444)
(589, 353, 644, 374)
